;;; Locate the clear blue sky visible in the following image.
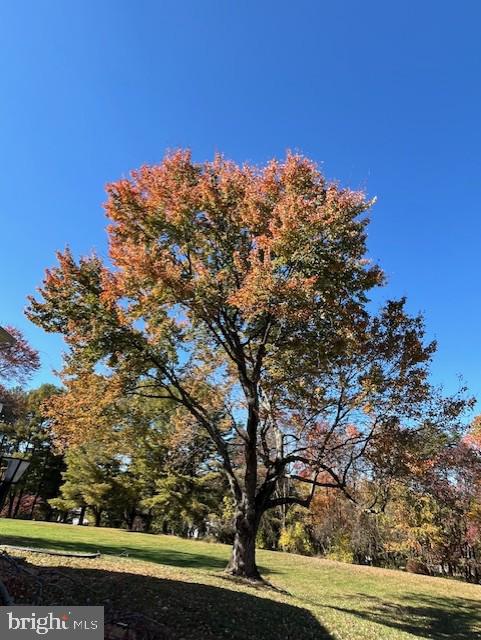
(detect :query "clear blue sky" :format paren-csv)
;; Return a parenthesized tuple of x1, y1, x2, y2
(1, 1, 480, 407)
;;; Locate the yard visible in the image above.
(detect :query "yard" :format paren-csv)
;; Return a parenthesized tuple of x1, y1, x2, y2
(1, 519, 480, 639)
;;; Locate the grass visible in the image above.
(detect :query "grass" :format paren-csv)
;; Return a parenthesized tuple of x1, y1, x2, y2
(1, 519, 481, 639)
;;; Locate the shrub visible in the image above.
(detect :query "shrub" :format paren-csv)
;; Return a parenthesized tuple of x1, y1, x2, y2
(279, 522, 313, 555)
(406, 559, 430, 575)
(326, 534, 355, 563)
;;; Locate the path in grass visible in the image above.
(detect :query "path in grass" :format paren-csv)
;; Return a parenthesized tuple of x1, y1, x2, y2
(1, 518, 481, 639)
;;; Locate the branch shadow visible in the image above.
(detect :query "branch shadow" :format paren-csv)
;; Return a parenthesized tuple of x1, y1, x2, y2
(6, 560, 332, 640)
(326, 592, 481, 640)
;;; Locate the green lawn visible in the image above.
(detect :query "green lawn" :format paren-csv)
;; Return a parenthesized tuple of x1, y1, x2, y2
(1, 518, 481, 639)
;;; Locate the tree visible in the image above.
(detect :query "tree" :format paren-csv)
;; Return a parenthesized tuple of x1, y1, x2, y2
(27, 151, 469, 579)
(50, 442, 121, 527)
(0, 329, 41, 518)
(0, 326, 39, 385)
(0, 326, 39, 423)
(0, 384, 65, 520)
(44, 373, 223, 532)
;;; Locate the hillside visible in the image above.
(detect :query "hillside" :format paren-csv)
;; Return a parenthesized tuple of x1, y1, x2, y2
(1, 519, 480, 639)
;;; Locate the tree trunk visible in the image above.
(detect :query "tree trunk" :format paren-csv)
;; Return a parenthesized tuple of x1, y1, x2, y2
(143, 509, 153, 533)
(94, 509, 102, 527)
(29, 493, 39, 519)
(78, 506, 86, 526)
(13, 488, 25, 518)
(7, 491, 15, 518)
(125, 507, 136, 531)
(226, 507, 261, 580)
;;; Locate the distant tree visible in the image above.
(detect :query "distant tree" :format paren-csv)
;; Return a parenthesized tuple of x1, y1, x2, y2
(0, 384, 65, 520)
(27, 151, 470, 579)
(50, 442, 121, 527)
(0, 326, 39, 424)
(44, 376, 223, 531)
(387, 432, 481, 581)
(145, 470, 224, 536)
(0, 326, 39, 385)
(0, 383, 63, 520)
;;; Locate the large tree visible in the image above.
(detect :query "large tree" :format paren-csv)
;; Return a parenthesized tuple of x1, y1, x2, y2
(27, 151, 468, 579)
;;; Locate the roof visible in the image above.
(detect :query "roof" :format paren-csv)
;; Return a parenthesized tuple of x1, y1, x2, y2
(0, 327, 15, 346)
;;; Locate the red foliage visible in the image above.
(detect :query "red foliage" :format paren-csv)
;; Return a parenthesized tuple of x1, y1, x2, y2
(0, 326, 39, 384)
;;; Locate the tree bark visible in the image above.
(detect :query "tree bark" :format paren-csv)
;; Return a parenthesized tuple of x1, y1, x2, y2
(94, 509, 102, 527)
(78, 506, 86, 526)
(7, 491, 15, 518)
(125, 506, 136, 531)
(226, 506, 261, 580)
(13, 487, 25, 518)
(143, 509, 153, 533)
(29, 493, 39, 519)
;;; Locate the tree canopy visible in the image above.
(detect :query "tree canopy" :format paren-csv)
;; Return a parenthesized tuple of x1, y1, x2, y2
(27, 150, 471, 579)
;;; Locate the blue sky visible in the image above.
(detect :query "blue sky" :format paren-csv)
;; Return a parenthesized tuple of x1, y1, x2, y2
(1, 1, 480, 407)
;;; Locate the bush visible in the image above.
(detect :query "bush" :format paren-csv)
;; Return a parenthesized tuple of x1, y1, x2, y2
(326, 534, 355, 564)
(406, 559, 430, 575)
(279, 522, 313, 555)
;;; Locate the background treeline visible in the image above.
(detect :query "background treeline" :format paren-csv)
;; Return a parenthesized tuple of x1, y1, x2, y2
(2, 383, 481, 584)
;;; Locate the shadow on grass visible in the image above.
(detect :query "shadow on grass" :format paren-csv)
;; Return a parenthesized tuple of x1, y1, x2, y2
(0, 530, 275, 574)
(9, 560, 331, 640)
(327, 592, 481, 640)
